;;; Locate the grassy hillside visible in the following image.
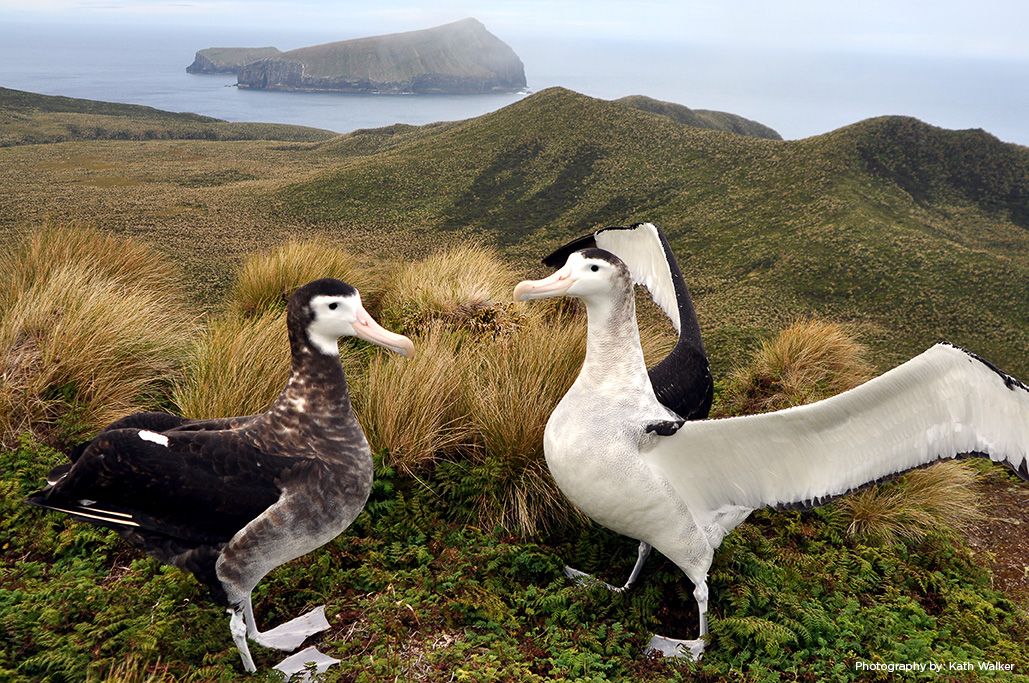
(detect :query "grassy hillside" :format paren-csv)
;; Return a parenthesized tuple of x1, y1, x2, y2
(275, 87, 1029, 377)
(186, 47, 283, 74)
(615, 95, 782, 140)
(3, 88, 1029, 682)
(0, 87, 335, 146)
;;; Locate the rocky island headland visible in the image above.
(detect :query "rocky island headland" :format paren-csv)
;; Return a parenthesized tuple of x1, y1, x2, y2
(187, 18, 526, 94)
(186, 47, 283, 74)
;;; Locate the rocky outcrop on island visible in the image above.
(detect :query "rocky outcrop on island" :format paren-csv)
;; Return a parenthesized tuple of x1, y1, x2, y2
(235, 19, 526, 94)
(187, 47, 283, 74)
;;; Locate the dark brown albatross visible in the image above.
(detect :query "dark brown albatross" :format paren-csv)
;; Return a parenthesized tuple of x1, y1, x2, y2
(26, 278, 413, 673)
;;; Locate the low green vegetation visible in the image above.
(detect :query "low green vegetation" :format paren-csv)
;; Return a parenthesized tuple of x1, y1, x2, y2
(2, 88, 1029, 681)
(0, 87, 335, 147)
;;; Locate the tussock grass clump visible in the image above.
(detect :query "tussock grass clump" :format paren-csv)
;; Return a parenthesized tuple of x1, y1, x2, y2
(1, 265, 194, 447)
(463, 314, 587, 535)
(353, 324, 470, 474)
(229, 239, 381, 316)
(718, 318, 875, 416)
(0, 222, 182, 311)
(172, 310, 291, 419)
(838, 460, 983, 544)
(378, 244, 524, 335)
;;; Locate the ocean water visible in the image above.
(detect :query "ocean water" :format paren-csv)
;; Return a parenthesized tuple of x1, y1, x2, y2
(0, 21, 1027, 146)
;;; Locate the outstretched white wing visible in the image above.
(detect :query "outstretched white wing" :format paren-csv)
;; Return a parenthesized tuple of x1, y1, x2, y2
(595, 223, 682, 332)
(642, 343, 1029, 531)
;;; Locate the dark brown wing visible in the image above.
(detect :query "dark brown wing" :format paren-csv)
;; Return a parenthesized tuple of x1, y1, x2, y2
(28, 427, 292, 545)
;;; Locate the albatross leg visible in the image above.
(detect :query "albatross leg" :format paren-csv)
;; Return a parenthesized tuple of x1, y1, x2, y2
(565, 540, 653, 592)
(228, 608, 258, 673)
(243, 597, 331, 651)
(623, 541, 652, 589)
(644, 579, 708, 660)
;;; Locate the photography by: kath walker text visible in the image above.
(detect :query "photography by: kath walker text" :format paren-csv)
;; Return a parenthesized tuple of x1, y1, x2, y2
(855, 660, 1014, 673)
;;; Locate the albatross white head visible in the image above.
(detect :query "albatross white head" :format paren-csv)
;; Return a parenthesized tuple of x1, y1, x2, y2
(513, 249, 631, 306)
(292, 279, 415, 358)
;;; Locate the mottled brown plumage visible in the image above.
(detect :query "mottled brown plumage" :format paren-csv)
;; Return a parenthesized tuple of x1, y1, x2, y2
(26, 278, 413, 673)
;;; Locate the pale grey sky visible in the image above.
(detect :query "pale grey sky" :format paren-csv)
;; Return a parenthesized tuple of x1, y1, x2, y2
(3, 0, 1028, 62)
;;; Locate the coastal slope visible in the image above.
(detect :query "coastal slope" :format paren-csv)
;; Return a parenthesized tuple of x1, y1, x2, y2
(236, 18, 526, 94)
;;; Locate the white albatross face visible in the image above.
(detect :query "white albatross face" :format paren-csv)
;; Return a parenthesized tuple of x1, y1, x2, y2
(307, 293, 415, 357)
(513, 251, 625, 303)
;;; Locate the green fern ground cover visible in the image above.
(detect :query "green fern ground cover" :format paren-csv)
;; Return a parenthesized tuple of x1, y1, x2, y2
(4, 436, 1029, 682)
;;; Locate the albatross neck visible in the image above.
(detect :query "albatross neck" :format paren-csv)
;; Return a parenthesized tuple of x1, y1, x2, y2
(268, 333, 354, 423)
(579, 285, 650, 388)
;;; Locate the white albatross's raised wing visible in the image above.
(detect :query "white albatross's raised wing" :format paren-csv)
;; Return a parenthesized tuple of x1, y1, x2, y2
(642, 343, 1029, 533)
(593, 224, 683, 332)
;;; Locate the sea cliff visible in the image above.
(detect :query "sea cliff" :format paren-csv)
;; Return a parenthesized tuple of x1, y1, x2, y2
(186, 47, 282, 74)
(235, 19, 526, 94)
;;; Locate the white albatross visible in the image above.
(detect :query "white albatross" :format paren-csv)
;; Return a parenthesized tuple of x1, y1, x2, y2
(541, 222, 713, 592)
(27, 278, 414, 673)
(514, 248, 1029, 659)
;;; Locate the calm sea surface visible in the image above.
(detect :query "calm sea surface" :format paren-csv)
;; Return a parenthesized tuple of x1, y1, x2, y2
(1, 21, 1027, 146)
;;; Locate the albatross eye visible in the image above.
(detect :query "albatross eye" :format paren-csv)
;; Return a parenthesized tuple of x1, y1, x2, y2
(328, 302, 339, 310)
(590, 264, 599, 272)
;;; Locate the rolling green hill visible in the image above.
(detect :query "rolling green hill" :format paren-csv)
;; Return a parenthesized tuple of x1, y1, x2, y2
(276, 87, 1029, 377)
(0, 87, 335, 146)
(615, 95, 782, 139)
(2, 84, 1028, 378)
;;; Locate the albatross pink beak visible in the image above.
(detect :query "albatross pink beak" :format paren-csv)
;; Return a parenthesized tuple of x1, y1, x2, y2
(513, 263, 574, 301)
(354, 305, 415, 357)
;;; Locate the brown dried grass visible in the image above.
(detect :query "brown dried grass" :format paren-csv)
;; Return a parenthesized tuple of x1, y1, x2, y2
(172, 310, 291, 419)
(228, 239, 383, 317)
(718, 318, 875, 416)
(838, 459, 983, 544)
(378, 244, 523, 335)
(1, 264, 194, 446)
(0, 221, 182, 311)
(352, 323, 470, 474)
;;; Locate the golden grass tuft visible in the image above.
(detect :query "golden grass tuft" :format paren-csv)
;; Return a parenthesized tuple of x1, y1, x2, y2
(172, 310, 291, 419)
(378, 244, 524, 335)
(353, 324, 470, 474)
(838, 459, 983, 544)
(0, 222, 182, 311)
(718, 318, 875, 416)
(462, 314, 587, 535)
(228, 239, 383, 317)
(1, 265, 194, 446)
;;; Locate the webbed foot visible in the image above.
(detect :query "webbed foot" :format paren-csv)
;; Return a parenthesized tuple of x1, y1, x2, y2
(645, 634, 704, 660)
(251, 605, 330, 651)
(564, 565, 627, 592)
(273, 645, 341, 681)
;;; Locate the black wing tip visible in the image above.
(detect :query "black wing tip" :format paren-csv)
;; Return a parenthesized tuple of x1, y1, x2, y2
(542, 233, 599, 269)
(941, 341, 1029, 393)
